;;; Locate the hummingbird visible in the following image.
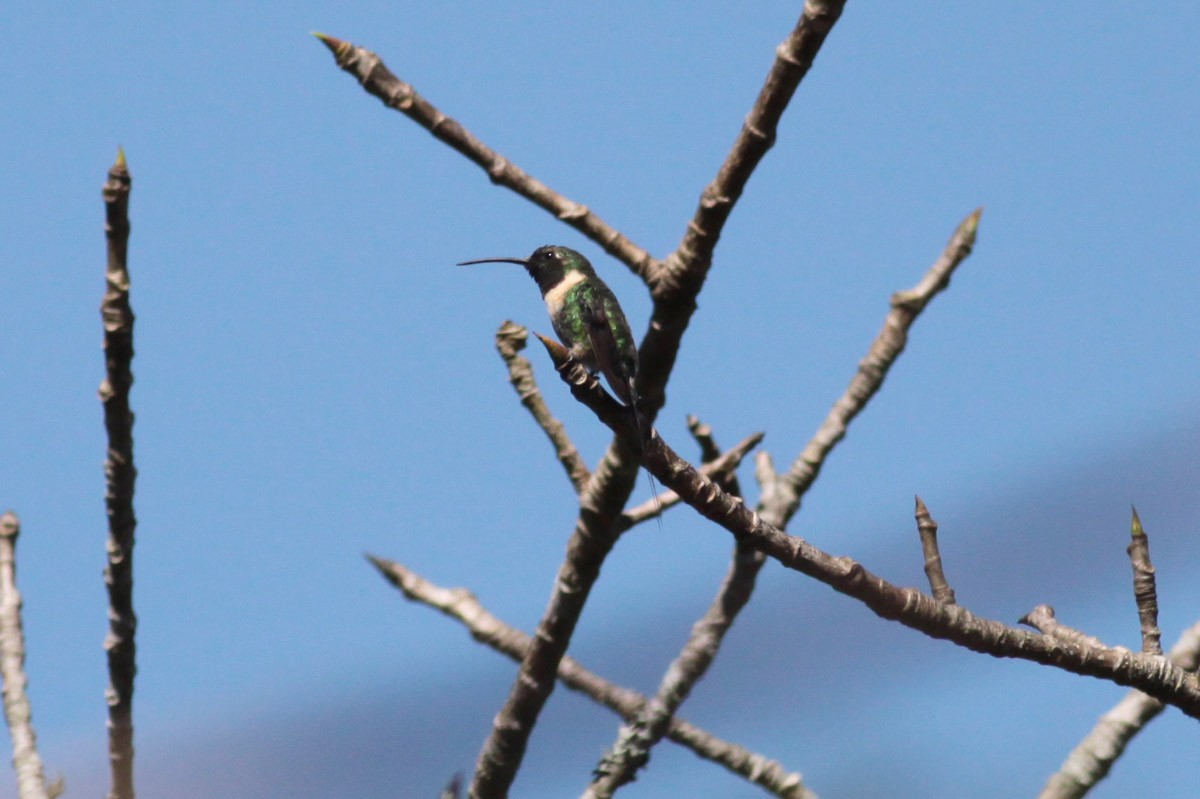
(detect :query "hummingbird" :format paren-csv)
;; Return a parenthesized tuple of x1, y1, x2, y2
(459, 245, 662, 519)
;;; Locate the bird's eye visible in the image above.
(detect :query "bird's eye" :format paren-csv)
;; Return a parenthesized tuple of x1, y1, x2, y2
(546, 250, 559, 260)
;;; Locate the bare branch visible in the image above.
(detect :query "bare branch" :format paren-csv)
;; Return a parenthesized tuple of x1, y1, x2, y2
(468, 435, 639, 798)
(619, 431, 763, 530)
(634, 1, 847, 421)
(1037, 621, 1200, 799)
(914, 496, 955, 604)
(100, 147, 138, 799)
(539, 341, 1200, 718)
(313, 33, 656, 283)
(587, 424, 763, 797)
(368, 556, 815, 799)
(765, 209, 981, 528)
(0, 512, 50, 799)
(586, 541, 765, 798)
(660, 0, 848, 294)
(1126, 507, 1162, 656)
(495, 321, 590, 492)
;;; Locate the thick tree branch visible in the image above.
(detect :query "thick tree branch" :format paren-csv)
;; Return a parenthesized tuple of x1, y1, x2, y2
(618, 431, 763, 530)
(538, 340, 1200, 718)
(657, 0, 846, 296)
(495, 321, 590, 492)
(367, 557, 815, 799)
(0, 512, 50, 799)
(313, 33, 656, 283)
(1037, 621, 1200, 799)
(468, 439, 639, 799)
(100, 148, 138, 799)
(634, 2, 848, 426)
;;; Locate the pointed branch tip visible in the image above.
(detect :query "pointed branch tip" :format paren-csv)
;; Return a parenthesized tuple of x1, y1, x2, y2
(312, 31, 347, 56)
(533, 331, 570, 362)
(960, 207, 982, 239)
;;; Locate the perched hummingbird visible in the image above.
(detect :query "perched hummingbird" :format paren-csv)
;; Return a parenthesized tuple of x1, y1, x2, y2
(459, 245, 661, 518)
(458, 245, 644, 428)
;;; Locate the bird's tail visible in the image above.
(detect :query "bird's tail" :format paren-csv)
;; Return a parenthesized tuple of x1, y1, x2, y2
(629, 379, 664, 533)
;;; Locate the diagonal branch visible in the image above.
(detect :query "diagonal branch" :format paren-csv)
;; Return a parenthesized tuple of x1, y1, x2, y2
(0, 512, 50, 799)
(1036, 620, 1200, 799)
(496, 321, 590, 492)
(313, 33, 656, 283)
(538, 337, 1200, 718)
(635, 2, 848, 424)
(469, 439, 640, 799)
(586, 422, 763, 798)
(618, 431, 763, 530)
(100, 147, 138, 799)
(368, 556, 816, 799)
(658, 0, 847, 295)
(763, 208, 980, 528)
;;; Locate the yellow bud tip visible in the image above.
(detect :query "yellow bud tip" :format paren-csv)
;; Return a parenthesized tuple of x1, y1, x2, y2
(115, 146, 126, 168)
(312, 31, 348, 57)
(1130, 505, 1144, 537)
(961, 207, 982, 236)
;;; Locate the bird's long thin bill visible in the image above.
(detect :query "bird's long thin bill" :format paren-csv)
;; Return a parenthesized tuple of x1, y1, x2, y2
(457, 257, 528, 266)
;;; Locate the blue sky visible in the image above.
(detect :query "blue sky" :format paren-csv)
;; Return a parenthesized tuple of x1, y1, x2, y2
(2, 3, 1199, 797)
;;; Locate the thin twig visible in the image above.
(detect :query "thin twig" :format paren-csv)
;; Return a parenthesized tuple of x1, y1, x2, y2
(1126, 507, 1162, 656)
(100, 147, 138, 799)
(587, 421, 764, 797)
(368, 556, 815, 799)
(495, 321, 590, 492)
(0, 512, 50, 799)
(1036, 620, 1200, 799)
(914, 496, 955, 604)
(619, 431, 763, 530)
(687, 416, 727, 473)
(764, 209, 982, 529)
(538, 336, 1200, 718)
(313, 33, 657, 283)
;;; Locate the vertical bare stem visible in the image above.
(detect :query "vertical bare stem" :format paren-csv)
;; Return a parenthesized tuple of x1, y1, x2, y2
(0, 512, 50, 799)
(1127, 507, 1162, 656)
(914, 496, 955, 604)
(100, 148, 138, 799)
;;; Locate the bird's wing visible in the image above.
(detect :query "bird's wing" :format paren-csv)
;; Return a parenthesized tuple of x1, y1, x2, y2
(580, 294, 636, 408)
